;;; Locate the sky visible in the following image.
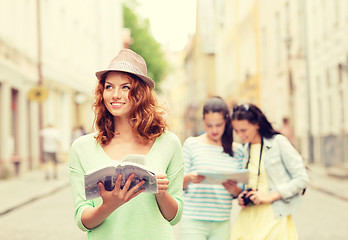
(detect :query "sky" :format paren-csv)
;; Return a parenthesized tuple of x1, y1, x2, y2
(137, 0, 197, 51)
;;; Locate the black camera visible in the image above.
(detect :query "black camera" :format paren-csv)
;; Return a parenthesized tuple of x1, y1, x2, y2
(241, 188, 254, 206)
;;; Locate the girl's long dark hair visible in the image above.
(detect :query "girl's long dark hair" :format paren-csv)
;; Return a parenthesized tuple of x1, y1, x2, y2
(231, 103, 279, 139)
(203, 96, 233, 156)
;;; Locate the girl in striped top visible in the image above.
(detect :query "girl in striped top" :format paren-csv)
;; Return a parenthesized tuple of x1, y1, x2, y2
(179, 96, 244, 240)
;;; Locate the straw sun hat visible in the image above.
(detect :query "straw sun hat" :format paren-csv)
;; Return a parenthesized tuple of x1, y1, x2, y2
(95, 49, 155, 89)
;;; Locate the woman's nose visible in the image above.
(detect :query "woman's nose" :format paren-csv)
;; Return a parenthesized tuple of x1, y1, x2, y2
(112, 87, 121, 98)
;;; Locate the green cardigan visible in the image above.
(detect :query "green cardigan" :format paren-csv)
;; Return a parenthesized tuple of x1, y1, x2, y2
(69, 131, 184, 240)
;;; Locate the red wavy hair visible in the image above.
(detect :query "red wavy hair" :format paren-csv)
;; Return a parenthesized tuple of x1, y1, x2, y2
(93, 72, 168, 145)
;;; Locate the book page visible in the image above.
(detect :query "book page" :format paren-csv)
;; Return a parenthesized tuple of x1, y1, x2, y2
(117, 164, 158, 193)
(84, 154, 158, 200)
(84, 166, 116, 200)
(197, 169, 249, 185)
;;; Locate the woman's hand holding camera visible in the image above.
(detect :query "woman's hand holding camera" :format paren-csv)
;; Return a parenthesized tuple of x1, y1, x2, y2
(238, 189, 282, 207)
(249, 191, 273, 205)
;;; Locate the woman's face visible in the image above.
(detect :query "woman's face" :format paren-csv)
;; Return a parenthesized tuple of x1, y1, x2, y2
(232, 119, 261, 144)
(103, 72, 134, 119)
(203, 112, 226, 142)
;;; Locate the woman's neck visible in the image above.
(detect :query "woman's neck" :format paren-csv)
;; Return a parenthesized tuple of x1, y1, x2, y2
(113, 117, 134, 138)
(250, 134, 262, 144)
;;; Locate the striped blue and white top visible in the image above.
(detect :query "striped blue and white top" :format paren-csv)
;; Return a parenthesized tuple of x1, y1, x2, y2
(182, 137, 244, 222)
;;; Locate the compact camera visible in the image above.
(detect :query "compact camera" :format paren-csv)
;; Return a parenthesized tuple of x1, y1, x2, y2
(241, 188, 254, 206)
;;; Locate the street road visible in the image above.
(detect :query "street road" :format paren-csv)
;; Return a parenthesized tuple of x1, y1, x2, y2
(0, 185, 347, 240)
(0, 187, 85, 240)
(293, 187, 348, 240)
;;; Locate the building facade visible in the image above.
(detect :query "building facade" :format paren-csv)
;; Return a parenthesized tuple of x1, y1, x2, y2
(184, 0, 348, 168)
(306, 0, 348, 167)
(0, 0, 123, 178)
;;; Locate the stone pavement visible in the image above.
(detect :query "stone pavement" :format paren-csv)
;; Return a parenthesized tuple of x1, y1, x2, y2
(306, 163, 348, 201)
(0, 162, 70, 216)
(0, 161, 348, 216)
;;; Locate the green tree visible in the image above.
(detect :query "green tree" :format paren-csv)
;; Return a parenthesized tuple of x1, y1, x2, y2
(122, 2, 168, 89)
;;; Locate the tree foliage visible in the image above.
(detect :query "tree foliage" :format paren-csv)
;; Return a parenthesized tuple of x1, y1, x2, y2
(122, 2, 168, 89)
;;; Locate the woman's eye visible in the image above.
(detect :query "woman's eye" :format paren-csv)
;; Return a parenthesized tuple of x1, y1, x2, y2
(105, 85, 113, 90)
(123, 85, 131, 90)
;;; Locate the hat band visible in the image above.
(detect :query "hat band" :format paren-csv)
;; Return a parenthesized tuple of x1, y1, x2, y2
(108, 61, 145, 76)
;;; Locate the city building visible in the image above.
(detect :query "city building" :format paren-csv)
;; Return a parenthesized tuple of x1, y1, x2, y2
(0, 0, 123, 178)
(185, 0, 348, 169)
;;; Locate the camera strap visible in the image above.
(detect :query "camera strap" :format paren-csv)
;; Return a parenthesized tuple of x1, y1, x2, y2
(246, 138, 264, 190)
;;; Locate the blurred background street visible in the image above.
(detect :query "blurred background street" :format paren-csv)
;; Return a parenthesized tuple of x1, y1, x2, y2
(1, 0, 348, 239)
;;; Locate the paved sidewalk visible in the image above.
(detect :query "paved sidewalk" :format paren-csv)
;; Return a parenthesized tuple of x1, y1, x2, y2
(307, 163, 348, 201)
(0, 162, 347, 216)
(0, 162, 70, 216)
